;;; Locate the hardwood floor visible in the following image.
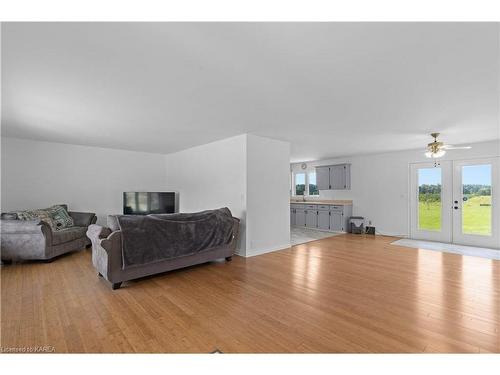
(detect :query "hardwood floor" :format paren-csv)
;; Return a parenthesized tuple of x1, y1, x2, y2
(1, 234, 499, 353)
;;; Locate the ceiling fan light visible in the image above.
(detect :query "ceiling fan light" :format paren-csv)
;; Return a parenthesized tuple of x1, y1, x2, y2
(434, 150, 446, 158)
(425, 151, 433, 158)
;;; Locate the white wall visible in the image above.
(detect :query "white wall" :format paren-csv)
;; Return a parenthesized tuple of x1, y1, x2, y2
(246, 134, 290, 256)
(164, 134, 291, 256)
(291, 140, 500, 237)
(1, 137, 168, 224)
(2, 134, 291, 257)
(164, 135, 248, 251)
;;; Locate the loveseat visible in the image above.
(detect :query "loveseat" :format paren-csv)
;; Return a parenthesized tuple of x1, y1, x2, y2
(1, 204, 97, 263)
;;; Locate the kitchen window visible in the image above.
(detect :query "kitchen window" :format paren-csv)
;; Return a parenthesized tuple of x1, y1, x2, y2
(308, 172, 319, 196)
(293, 171, 319, 196)
(295, 172, 306, 195)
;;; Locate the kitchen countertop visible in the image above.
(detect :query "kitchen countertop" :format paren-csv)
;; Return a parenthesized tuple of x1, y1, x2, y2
(290, 200, 352, 205)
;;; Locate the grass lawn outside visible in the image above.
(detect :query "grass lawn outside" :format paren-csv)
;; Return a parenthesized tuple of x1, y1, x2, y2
(418, 195, 491, 235)
(418, 201, 441, 231)
(462, 195, 492, 235)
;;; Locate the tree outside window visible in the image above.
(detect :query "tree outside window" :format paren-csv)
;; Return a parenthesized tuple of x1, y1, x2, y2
(295, 173, 306, 195)
(308, 172, 319, 196)
(293, 171, 319, 196)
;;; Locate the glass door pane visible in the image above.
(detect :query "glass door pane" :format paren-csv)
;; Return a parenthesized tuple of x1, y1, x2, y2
(418, 168, 442, 231)
(461, 164, 492, 235)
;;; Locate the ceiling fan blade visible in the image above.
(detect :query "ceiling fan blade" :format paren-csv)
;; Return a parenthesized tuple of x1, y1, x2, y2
(442, 145, 472, 150)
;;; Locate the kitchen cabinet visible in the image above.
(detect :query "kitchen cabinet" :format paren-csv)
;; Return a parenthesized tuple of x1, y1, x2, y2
(315, 164, 351, 190)
(317, 210, 330, 230)
(290, 202, 352, 233)
(330, 165, 347, 189)
(305, 209, 317, 228)
(316, 166, 330, 190)
(330, 210, 343, 231)
(295, 208, 306, 227)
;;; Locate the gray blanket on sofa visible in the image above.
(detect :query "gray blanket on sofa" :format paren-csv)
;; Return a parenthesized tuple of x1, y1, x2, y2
(116, 208, 235, 269)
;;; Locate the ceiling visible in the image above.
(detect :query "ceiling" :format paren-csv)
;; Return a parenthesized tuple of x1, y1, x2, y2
(2, 22, 499, 162)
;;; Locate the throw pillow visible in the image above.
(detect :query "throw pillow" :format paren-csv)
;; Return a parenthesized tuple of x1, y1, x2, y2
(45, 205, 74, 231)
(16, 209, 56, 230)
(16, 205, 74, 231)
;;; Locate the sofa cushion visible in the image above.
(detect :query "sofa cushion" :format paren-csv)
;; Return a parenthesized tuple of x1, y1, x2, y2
(52, 226, 87, 245)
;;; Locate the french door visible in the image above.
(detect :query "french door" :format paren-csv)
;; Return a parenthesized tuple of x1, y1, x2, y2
(410, 161, 452, 243)
(410, 157, 499, 249)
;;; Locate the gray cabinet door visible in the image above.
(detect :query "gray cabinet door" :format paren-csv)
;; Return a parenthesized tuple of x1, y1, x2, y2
(330, 165, 346, 190)
(330, 210, 343, 231)
(344, 164, 351, 189)
(295, 208, 306, 226)
(290, 208, 296, 226)
(316, 166, 330, 190)
(305, 209, 317, 228)
(317, 210, 330, 230)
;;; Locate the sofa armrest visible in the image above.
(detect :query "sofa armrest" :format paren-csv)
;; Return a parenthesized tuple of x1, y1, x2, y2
(87, 224, 112, 243)
(231, 217, 240, 250)
(69, 211, 97, 227)
(87, 224, 122, 282)
(0, 219, 53, 250)
(1, 219, 49, 234)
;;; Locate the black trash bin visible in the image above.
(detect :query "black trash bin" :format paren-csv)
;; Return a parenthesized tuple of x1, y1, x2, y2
(349, 216, 364, 234)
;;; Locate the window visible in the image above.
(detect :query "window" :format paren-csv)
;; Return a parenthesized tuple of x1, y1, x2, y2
(292, 171, 319, 196)
(308, 172, 319, 196)
(295, 173, 306, 195)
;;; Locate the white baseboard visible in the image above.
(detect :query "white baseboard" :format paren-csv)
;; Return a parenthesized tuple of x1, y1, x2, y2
(240, 242, 291, 258)
(377, 232, 409, 238)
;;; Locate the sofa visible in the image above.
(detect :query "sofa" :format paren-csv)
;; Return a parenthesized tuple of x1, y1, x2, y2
(1, 204, 97, 263)
(87, 209, 240, 290)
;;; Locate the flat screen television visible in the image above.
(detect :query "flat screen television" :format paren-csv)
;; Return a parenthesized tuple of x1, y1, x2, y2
(123, 192, 176, 215)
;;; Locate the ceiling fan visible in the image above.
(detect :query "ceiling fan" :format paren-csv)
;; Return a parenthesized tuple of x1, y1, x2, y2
(424, 133, 471, 158)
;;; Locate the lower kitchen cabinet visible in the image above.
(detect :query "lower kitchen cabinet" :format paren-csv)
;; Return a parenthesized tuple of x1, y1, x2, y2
(305, 209, 318, 228)
(291, 203, 353, 232)
(295, 208, 306, 227)
(330, 210, 343, 231)
(317, 210, 330, 230)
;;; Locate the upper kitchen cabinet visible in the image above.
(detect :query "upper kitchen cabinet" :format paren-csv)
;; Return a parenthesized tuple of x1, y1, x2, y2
(316, 166, 330, 190)
(315, 164, 351, 190)
(330, 164, 349, 189)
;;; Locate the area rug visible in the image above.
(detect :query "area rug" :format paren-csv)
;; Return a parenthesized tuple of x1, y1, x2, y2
(291, 227, 341, 246)
(391, 238, 500, 260)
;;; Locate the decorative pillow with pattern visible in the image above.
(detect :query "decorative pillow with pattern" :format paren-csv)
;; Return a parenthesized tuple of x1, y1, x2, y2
(16, 209, 56, 229)
(16, 205, 74, 231)
(45, 205, 74, 231)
